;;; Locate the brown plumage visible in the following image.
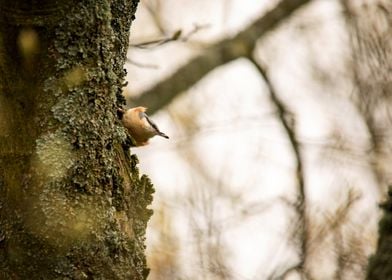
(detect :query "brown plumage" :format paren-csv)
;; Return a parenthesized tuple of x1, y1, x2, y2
(121, 106, 169, 146)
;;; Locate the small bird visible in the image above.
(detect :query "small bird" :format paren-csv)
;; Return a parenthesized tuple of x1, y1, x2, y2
(120, 106, 169, 146)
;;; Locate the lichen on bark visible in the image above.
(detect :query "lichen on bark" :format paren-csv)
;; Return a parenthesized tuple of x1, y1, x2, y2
(0, 0, 153, 279)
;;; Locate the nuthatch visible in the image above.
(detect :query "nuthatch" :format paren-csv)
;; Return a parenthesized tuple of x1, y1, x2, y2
(119, 106, 169, 146)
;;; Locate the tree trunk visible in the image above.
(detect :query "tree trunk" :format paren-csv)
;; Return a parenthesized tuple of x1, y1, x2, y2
(0, 1, 154, 279)
(367, 190, 392, 279)
(342, 1, 392, 279)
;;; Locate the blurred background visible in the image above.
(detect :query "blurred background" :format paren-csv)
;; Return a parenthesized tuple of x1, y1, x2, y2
(124, 0, 392, 279)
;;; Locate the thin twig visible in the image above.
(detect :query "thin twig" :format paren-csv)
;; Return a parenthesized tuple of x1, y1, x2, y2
(130, 24, 210, 49)
(180, 23, 211, 41)
(130, 30, 182, 49)
(126, 58, 159, 69)
(131, 0, 311, 114)
(308, 189, 360, 252)
(247, 55, 308, 279)
(144, 0, 166, 35)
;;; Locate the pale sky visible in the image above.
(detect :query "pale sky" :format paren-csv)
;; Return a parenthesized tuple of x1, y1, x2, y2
(125, 1, 380, 279)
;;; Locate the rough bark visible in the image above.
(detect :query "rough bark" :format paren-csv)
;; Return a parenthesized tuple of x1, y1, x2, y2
(367, 190, 392, 279)
(0, 0, 153, 279)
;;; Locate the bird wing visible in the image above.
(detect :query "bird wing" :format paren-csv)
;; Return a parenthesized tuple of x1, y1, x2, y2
(139, 112, 160, 131)
(138, 111, 169, 138)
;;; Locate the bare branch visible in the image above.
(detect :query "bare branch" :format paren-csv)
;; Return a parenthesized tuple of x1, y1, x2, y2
(247, 55, 309, 278)
(341, 0, 392, 193)
(126, 58, 159, 69)
(144, 0, 166, 35)
(129, 24, 210, 50)
(129, 0, 311, 113)
(308, 190, 360, 252)
(130, 29, 183, 49)
(180, 23, 211, 42)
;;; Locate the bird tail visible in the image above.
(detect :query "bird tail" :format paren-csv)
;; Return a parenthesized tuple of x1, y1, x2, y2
(158, 132, 169, 139)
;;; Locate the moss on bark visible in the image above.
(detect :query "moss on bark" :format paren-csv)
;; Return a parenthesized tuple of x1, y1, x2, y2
(0, 0, 153, 279)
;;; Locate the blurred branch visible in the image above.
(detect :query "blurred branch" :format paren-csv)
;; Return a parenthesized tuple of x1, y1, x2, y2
(144, 0, 166, 35)
(247, 56, 309, 278)
(180, 24, 211, 42)
(129, 24, 209, 50)
(128, 0, 311, 113)
(333, 226, 345, 280)
(141, 1, 210, 44)
(308, 189, 360, 252)
(269, 190, 360, 280)
(130, 29, 184, 49)
(269, 265, 300, 280)
(126, 58, 159, 69)
(341, 0, 392, 193)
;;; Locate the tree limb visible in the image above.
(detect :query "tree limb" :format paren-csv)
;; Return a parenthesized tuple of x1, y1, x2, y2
(128, 0, 311, 113)
(247, 56, 308, 278)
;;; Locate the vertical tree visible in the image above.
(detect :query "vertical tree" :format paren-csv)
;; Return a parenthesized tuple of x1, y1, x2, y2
(0, 1, 153, 279)
(367, 190, 392, 279)
(342, 0, 392, 278)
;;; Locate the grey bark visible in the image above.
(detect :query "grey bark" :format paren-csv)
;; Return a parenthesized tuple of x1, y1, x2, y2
(0, 0, 153, 279)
